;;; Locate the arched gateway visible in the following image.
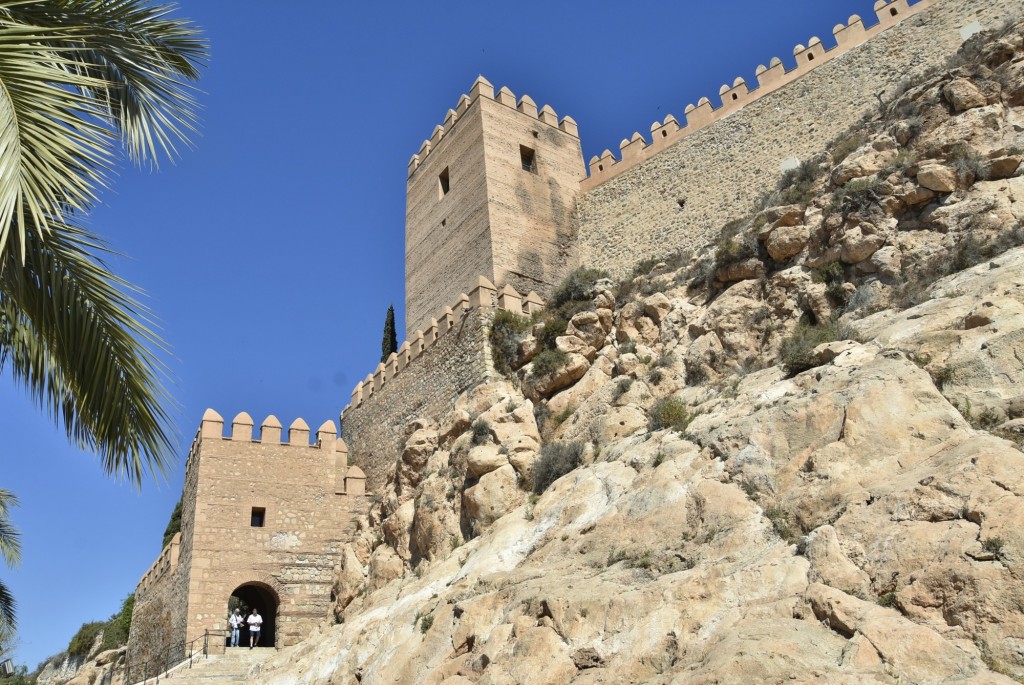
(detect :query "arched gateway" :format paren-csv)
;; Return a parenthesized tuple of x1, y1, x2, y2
(127, 410, 368, 670)
(229, 582, 279, 647)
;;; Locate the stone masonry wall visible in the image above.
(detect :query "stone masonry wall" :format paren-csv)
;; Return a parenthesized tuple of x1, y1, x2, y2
(127, 432, 201, 671)
(576, 0, 1019, 277)
(183, 415, 366, 648)
(343, 308, 493, 493)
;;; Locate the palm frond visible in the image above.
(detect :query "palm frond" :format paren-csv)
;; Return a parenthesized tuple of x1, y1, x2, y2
(1, 0, 207, 164)
(0, 22, 113, 258)
(0, 219, 176, 486)
(0, 577, 14, 631)
(0, 489, 19, 568)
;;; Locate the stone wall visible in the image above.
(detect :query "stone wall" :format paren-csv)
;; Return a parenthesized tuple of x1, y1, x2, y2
(575, 0, 1019, 277)
(127, 429, 199, 671)
(343, 307, 494, 493)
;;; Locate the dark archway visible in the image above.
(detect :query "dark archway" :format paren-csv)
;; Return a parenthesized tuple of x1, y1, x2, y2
(228, 582, 278, 648)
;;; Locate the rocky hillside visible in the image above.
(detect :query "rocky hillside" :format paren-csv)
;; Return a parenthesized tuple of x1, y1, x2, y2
(252, 22, 1024, 685)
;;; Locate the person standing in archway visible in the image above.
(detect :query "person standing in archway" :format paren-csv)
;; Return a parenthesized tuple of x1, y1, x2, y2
(228, 608, 244, 647)
(247, 608, 263, 649)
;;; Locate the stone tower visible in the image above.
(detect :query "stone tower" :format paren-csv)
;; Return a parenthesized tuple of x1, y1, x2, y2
(404, 76, 586, 338)
(127, 410, 367, 669)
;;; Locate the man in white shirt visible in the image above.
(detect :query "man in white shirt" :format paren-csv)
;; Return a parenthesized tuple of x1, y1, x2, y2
(246, 608, 263, 649)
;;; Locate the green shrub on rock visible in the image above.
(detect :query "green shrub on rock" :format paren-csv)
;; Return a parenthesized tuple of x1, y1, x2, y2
(533, 441, 585, 494)
(779, 319, 841, 375)
(649, 396, 695, 433)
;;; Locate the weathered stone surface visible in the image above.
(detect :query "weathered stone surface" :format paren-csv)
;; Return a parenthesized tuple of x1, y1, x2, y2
(463, 464, 522, 528)
(642, 292, 671, 324)
(917, 163, 959, 192)
(766, 223, 809, 261)
(716, 258, 764, 283)
(944, 78, 988, 112)
(466, 444, 508, 478)
(566, 311, 606, 348)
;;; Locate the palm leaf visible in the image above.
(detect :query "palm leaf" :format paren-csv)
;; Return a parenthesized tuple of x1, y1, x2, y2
(0, 577, 14, 631)
(0, 219, 175, 485)
(0, 489, 19, 568)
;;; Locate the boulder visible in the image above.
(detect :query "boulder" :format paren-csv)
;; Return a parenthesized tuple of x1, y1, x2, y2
(466, 444, 508, 478)
(522, 353, 590, 401)
(766, 224, 809, 261)
(985, 155, 1022, 180)
(716, 258, 765, 283)
(566, 311, 606, 348)
(463, 464, 522, 528)
(943, 78, 988, 112)
(917, 163, 959, 192)
(642, 292, 672, 324)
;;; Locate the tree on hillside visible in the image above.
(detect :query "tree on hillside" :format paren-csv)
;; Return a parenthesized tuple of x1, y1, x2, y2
(0, 0, 206, 629)
(0, 1, 206, 487)
(380, 305, 397, 362)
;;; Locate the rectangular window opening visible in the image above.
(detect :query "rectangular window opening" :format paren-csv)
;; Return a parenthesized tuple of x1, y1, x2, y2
(438, 167, 450, 198)
(520, 145, 536, 173)
(251, 507, 266, 528)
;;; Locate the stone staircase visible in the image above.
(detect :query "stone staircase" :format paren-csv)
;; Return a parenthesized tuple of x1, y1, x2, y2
(143, 647, 276, 684)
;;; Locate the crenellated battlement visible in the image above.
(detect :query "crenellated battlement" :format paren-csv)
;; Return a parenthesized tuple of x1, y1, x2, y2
(135, 532, 181, 598)
(581, 0, 932, 190)
(187, 409, 366, 495)
(344, 277, 543, 416)
(407, 75, 579, 178)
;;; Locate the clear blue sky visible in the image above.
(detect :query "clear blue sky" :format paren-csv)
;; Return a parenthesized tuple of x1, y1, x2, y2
(1, 0, 898, 669)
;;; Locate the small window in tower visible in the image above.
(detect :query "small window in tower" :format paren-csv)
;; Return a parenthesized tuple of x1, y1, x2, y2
(438, 167, 450, 198)
(807, 53, 815, 61)
(251, 507, 266, 528)
(732, 92, 739, 100)
(890, 7, 898, 16)
(520, 145, 536, 173)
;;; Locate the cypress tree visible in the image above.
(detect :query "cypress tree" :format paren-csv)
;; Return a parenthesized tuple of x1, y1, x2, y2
(381, 305, 398, 362)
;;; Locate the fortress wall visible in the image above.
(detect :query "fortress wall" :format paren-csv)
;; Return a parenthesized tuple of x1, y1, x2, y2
(343, 278, 543, 493)
(576, 0, 1018, 277)
(342, 308, 492, 493)
(127, 433, 203, 670)
(480, 95, 585, 300)
(127, 555, 190, 672)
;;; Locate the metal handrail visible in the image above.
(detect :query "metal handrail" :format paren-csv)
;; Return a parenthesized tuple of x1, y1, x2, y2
(111, 628, 228, 685)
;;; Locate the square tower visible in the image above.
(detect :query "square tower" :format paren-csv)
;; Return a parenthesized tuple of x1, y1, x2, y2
(127, 410, 367, 670)
(404, 77, 585, 338)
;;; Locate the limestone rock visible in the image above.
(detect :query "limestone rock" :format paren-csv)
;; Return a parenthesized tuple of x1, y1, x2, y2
(466, 444, 508, 478)
(642, 292, 671, 324)
(917, 163, 959, 192)
(831, 142, 897, 185)
(522, 352, 590, 401)
(463, 464, 522, 528)
(986, 155, 1022, 180)
(716, 257, 765, 283)
(766, 223, 809, 261)
(840, 227, 885, 264)
(366, 544, 404, 591)
(943, 78, 988, 112)
(599, 405, 648, 442)
(566, 311, 606, 348)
